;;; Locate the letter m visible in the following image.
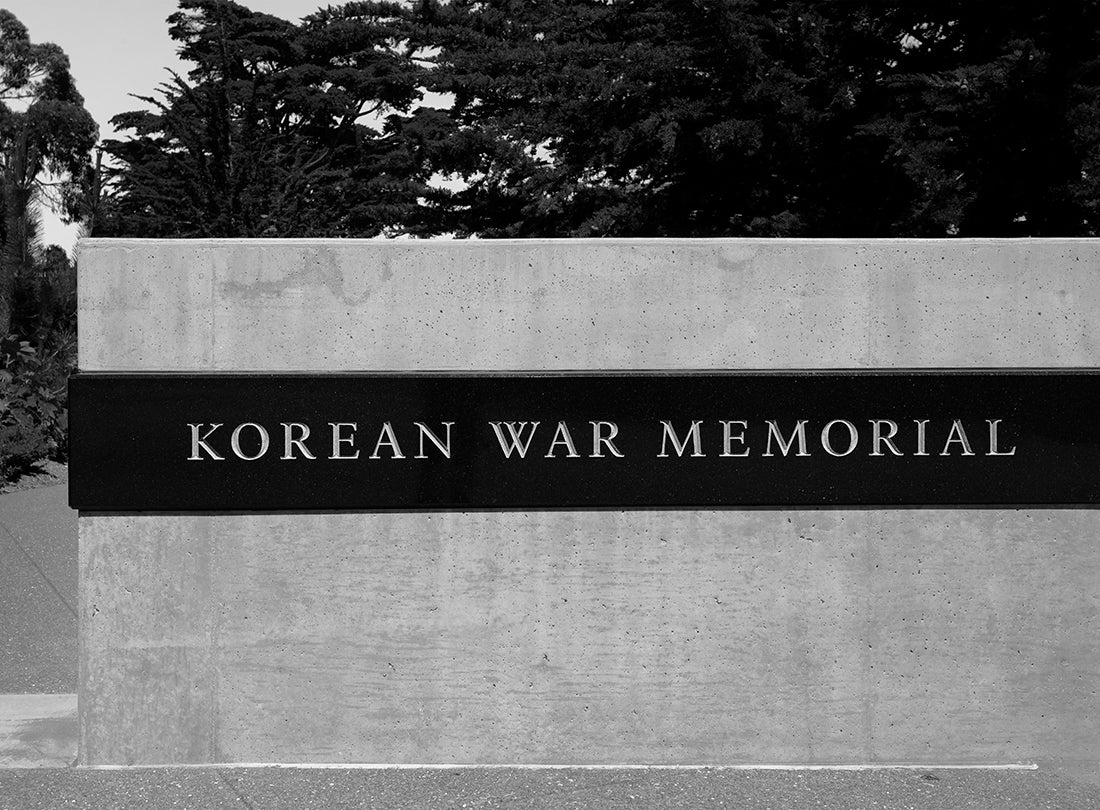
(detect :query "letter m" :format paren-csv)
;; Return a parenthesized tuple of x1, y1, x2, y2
(764, 420, 809, 457)
(658, 420, 704, 457)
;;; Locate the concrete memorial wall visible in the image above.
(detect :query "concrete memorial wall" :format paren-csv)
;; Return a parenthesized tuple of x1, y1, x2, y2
(74, 238, 1100, 781)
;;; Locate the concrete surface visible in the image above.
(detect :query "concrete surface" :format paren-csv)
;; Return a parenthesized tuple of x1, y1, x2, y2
(3, 766, 1100, 810)
(79, 508, 1100, 777)
(77, 238, 1100, 371)
(0, 695, 76, 768)
(0, 485, 77, 694)
(75, 239, 1100, 780)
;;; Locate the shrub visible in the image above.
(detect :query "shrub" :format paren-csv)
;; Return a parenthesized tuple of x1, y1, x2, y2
(0, 241, 78, 483)
(0, 329, 74, 482)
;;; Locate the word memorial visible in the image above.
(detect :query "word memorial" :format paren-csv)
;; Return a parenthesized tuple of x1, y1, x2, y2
(69, 371, 1100, 510)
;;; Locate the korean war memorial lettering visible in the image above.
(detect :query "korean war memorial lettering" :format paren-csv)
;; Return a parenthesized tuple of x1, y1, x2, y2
(186, 418, 1016, 462)
(69, 371, 1096, 510)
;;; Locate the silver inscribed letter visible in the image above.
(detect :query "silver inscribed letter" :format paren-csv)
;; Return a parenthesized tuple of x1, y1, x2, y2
(230, 423, 270, 461)
(940, 419, 975, 456)
(821, 420, 858, 457)
(590, 421, 624, 458)
(720, 421, 750, 457)
(370, 422, 406, 459)
(188, 423, 224, 461)
(764, 420, 809, 457)
(870, 420, 903, 457)
(489, 422, 541, 459)
(281, 423, 317, 460)
(986, 419, 1017, 456)
(329, 422, 360, 460)
(545, 421, 581, 458)
(658, 420, 704, 457)
(415, 422, 454, 459)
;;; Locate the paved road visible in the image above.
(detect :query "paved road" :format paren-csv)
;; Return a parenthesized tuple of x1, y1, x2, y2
(0, 484, 77, 694)
(2, 767, 1099, 810)
(0, 695, 75, 768)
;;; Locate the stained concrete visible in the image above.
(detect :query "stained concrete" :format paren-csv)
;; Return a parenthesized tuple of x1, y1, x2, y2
(78, 239, 1100, 370)
(75, 239, 1100, 781)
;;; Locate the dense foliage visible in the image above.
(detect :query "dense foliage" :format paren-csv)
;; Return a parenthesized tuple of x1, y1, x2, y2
(0, 10, 96, 335)
(98, 0, 1100, 239)
(0, 11, 90, 481)
(414, 0, 1100, 237)
(0, 244, 75, 480)
(95, 0, 431, 237)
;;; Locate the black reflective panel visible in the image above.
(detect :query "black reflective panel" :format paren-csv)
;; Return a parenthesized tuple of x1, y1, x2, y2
(68, 371, 1100, 511)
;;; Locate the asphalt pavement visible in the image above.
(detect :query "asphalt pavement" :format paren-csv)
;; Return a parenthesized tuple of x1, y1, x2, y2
(0, 483, 77, 694)
(3, 766, 1100, 810)
(2, 478, 1100, 808)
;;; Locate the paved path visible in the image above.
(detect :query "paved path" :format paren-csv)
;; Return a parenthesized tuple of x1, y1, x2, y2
(1, 766, 1099, 810)
(0, 484, 77, 694)
(0, 483, 79, 772)
(0, 695, 75, 769)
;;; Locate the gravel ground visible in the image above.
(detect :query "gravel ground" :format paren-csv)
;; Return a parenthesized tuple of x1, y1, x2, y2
(2, 767, 1100, 810)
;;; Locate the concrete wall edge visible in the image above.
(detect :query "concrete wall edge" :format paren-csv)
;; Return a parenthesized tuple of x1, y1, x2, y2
(74, 236, 1100, 253)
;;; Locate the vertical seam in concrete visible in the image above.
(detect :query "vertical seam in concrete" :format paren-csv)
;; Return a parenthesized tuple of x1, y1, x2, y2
(74, 243, 90, 370)
(861, 515, 876, 763)
(207, 523, 220, 762)
(208, 247, 217, 370)
(76, 513, 87, 766)
(864, 254, 875, 368)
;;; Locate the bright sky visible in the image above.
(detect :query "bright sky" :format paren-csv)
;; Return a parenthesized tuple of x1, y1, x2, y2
(3, 0, 326, 252)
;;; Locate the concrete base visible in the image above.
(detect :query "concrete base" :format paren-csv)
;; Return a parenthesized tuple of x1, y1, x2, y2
(80, 510, 1098, 781)
(76, 240, 1100, 780)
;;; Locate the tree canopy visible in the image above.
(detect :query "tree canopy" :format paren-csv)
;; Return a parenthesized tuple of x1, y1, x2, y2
(0, 9, 96, 337)
(97, 0, 1100, 239)
(97, 0, 430, 237)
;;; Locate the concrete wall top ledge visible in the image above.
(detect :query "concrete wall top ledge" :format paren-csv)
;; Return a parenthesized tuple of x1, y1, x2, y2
(77, 237, 1100, 371)
(75, 235, 1100, 246)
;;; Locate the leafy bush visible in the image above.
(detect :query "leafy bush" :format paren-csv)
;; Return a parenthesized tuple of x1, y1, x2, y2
(0, 260, 76, 483)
